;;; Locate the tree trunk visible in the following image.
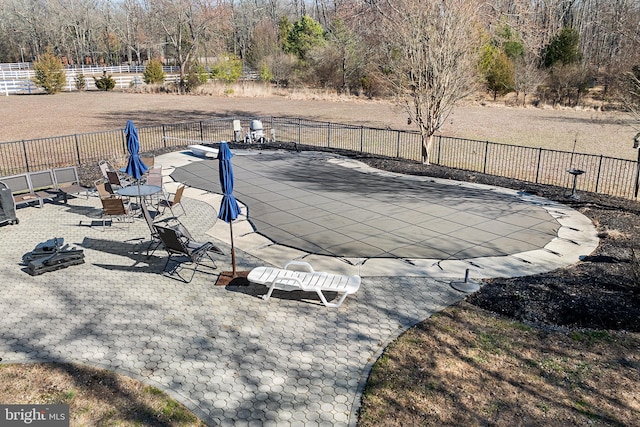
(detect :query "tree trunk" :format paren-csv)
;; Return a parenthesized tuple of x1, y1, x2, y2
(421, 133, 432, 165)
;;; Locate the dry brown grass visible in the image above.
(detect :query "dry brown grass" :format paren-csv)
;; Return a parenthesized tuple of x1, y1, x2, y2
(1, 90, 637, 159)
(359, 302, 640, 427)
(0, 362, 205, 426)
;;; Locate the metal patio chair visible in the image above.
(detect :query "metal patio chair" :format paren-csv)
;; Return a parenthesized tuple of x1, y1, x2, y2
(154, 224, 224, 283)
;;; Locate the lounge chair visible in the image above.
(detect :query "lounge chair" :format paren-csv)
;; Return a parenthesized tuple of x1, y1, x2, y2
(247, 261, 361, 308)
(140, 202, 186, 258)
(2, 173, 43, 207)
(155, 224, 224, 283)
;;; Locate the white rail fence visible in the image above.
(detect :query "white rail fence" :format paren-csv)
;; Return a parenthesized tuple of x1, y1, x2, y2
(0, 63, 180, 76)
(0, 62, 182, 95)
(1, 74, 181, 95)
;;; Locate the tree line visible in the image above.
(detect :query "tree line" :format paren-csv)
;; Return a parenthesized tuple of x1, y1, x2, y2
(3, 0, 640, 162)
(1, 1, 638, 98)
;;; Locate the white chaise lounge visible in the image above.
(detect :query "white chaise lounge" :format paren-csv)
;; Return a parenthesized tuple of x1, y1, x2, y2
(188, 144, 219, 158)
(247, 261, 361, 308)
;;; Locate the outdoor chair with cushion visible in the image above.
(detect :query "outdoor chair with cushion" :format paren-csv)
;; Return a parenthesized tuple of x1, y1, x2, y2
(158, 184, 186, 216)
(247, 260, 361, 308)
(154, 224, 224, 283)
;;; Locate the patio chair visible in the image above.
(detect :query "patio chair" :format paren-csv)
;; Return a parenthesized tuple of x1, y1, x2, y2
(141, 156, 155, 169)
(98, 160, 114, 181)
(247, 260, 361, 308)
(140, 202, 186, 258)
(158, 184, 186, 216)
(106, 170, 132, 189)
(53, 166, 90, 202)
(95, 180, 116, 199)
(154, 224, 224, 283)
(100, 197, 133, 229)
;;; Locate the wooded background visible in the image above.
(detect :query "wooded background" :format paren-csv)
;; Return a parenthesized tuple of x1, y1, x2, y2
(2, 0, 639, 105)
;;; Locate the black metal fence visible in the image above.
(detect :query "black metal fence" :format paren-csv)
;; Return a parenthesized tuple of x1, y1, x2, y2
(1, 116, 638, 199)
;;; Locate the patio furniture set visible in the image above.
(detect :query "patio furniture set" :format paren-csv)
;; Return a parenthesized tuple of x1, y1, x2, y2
(1, 153, 361, 307)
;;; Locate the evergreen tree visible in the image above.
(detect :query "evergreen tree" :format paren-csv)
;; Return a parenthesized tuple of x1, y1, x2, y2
(285, 15, 325, 61)
(544, 27, 580, 68)
(480, 44, 515, 100)
(143, 59, 166, 84)
(93, 71, 116, 91)
(32, 49, 66, 94)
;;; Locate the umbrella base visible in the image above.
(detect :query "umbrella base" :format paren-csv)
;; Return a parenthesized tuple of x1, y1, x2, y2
(215, 270, 250, 287)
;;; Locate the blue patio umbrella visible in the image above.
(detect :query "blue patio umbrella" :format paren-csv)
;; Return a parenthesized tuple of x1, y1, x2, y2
(217, 141, 241, 276)
(124, 120, 148, 180)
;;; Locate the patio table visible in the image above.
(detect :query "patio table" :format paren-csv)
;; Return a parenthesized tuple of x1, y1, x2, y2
(116, 184, 162, 212)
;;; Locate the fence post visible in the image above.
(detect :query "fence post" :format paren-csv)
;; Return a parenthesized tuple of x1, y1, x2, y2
(635, 150, 640, 198)
(437, 135, 442, 164)
(21, 140, 29, 172)
(483, 141, 489, 174)
(199, 121, 204, 142)
(595, 155, 603, 193)
(397, 131, 401, 158)
(360, 125, 364, 153)
(327, 122, 331, 148)
(162, 125, 167, 148)
(74, 134, 81, 166)
(535, 147, 542, 183)
(298, 118, 302, 145)
(121, 128, 127, 154)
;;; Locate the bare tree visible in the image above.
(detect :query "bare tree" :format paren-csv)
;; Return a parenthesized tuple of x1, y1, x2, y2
(622, 68, 640, 136)
(369, 0, 484, 164)
(112, 0, 152, 65)
(149, 0, 229, 91)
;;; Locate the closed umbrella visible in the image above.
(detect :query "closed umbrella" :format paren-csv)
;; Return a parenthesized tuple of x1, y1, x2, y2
(124, 120, 148, 180)
(124, 120, 148, 207)
(217, 141, 241, 276)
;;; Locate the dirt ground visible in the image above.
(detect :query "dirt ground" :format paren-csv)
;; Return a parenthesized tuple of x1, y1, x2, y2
(1, 91, 638, 160)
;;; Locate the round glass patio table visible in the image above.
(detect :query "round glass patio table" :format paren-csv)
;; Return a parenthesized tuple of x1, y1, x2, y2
(116, 184, 162, 198)
(116, 185, 162, 211)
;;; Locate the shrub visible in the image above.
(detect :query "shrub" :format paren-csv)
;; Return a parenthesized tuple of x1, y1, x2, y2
(75, 73, 86, 90)
(210, 55, 243, 84)
(32, 49, 65, 94)
(94, 71, 116, 91)
(183, 63, 209, 92)
(143, 59, 165, 84)
(259, 63, 273, 83)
